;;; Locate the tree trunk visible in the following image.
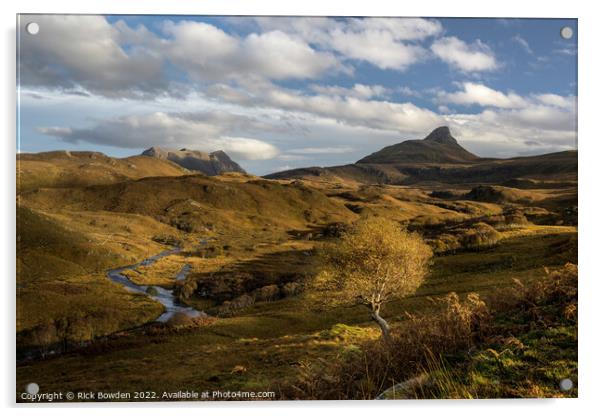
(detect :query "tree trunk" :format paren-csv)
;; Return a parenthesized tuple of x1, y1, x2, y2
(371, 309, 391, 342)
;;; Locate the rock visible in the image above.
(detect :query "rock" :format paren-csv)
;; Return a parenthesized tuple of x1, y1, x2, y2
(376, 373, 431, 400)
(141, 147, 246, 176)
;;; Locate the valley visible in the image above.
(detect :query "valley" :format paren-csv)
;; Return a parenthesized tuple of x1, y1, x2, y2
(16, 127, 578, 400)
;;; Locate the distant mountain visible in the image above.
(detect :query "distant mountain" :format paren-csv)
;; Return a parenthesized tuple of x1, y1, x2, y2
(141, 147, 246, 176)
(265, 126, 577, 185)
(357, 126, 480, 164)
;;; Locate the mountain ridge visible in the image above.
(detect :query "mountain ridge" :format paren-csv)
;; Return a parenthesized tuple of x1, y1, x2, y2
(357, 126, 481, 164)
(141, 147, 246, 176)
(265, 126, 577, 185)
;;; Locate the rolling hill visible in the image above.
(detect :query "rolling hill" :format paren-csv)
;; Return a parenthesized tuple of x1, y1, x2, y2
(17, 151, 190, 192)
(18, 174, 356, 232)
(266, 126, 577, 185)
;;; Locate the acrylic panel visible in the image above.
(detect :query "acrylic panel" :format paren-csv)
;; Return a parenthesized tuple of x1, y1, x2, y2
(16, 14, 577, 402)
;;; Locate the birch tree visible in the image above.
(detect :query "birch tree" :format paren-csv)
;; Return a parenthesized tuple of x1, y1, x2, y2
(320, 217, 432, 341)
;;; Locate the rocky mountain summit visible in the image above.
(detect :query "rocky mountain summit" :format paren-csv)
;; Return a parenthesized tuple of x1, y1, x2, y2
(142, 147, 246, 176)
(357, 126, 481, 164)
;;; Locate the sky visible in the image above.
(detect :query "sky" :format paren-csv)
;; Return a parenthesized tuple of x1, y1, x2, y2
(17, 15, 577, 175)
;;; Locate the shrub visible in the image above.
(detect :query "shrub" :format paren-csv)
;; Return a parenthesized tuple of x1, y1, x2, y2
(197, 271, 253, 301)
(230, 293, 255, 309)
(146, 286, 159, 296)
(278, 292, 489, 399)
(429, 190, 457, 199)
(166, 312, 194, 327)
(503, 210, 530, 227)
(214, 293, 256, 316)
(22, 321, 60, 350)
(151, 234, 181, 246)
(459, 222, 500, 249)
(253, 284, 280, 302)
(481, 214, 506, 227)
(281, 281, 303, 297)
(279, 264, 578, 400)
(429, 233, 461, 253)
(175, 279, 198, 300)
(66, 315, 94, 343)
(322, 222, 349, 238)
(489, 263, 577, 321)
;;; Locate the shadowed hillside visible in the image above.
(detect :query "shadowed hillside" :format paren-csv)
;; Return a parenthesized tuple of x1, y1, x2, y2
(15, 125, 577, 401)
(265, 127, 577, 185)
(358, 126, 480, 164)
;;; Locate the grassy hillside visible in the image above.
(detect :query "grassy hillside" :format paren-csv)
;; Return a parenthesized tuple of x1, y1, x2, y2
(15, 146, 578, 400)
(17, 151, 189, 192)
(16, 173, 356, 350)
(266, 151, 577, 186)
(19, 175, 357, 232)
(16, 205, 190, 342)
(16, 225, 576, 397)
(358, 127, 480, 164)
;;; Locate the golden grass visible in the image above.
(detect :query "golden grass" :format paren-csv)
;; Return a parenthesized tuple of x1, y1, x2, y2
(122, 254, 186, 287)
(17, 225, 576, 397)
(15, 163, 577, 399)
(17, 152, 189, 192)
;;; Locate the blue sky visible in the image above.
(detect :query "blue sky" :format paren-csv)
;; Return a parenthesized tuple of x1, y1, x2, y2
(18, 15, 577, 175)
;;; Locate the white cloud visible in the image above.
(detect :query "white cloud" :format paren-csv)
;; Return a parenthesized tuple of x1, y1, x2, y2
(512, 35, 533, 54)
(254, 17, 442, 42)
(328, 28, 427, 71)
(20, 16, 577, 168)
(397, 86, 422, 97)
(244, 31, 342, 79)
(348, 18, 443, 41)
(163, 21, 342, 82)
(437, 84, 576, 133)
(20, 16, 345, 96)
(534, 93, 576, 109)
(288, 146, 356, 154)
(439, 82, 527, 108)
(431, 36, 498, 72)
(218, 137, 280, 160)
(501, 105, 576, 131)
(32, 82, 577, 170)
(206, 82, 443, 133)
(310, 83, 390, 99)
(19, 15, 166, 97)
(443, 99, 575, 152)
(202, 79, 575, 158)
(554, 47, 577, 56)
(443, 110, 576, 158)
(38, 111, 279, 160)
(434, 82, 576, 157)
(349, 84, 389, 99)
(254, 17, 441, 71)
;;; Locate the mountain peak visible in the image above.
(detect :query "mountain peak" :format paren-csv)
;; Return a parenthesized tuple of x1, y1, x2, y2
(356, 126, 479, 165)
(141, 147, 246, 175)
(424, 126, 457, 144)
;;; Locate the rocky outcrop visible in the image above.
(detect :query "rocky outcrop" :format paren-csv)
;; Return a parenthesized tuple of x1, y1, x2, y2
(142, 147, 246, 175)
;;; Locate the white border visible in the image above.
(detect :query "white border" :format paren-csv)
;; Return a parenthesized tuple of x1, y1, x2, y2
(2, 1, 600, 415)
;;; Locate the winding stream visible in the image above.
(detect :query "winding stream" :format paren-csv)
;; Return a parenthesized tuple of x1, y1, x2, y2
(107, 249, 205, 322)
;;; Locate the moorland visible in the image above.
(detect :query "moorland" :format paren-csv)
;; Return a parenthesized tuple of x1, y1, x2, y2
(16, 126, 577, 400)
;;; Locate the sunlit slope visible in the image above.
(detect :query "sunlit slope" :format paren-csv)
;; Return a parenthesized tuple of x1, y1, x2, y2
(19, 175, 357, 230)
(16, 205, 176, 335)
(17, 151, 190, 192)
